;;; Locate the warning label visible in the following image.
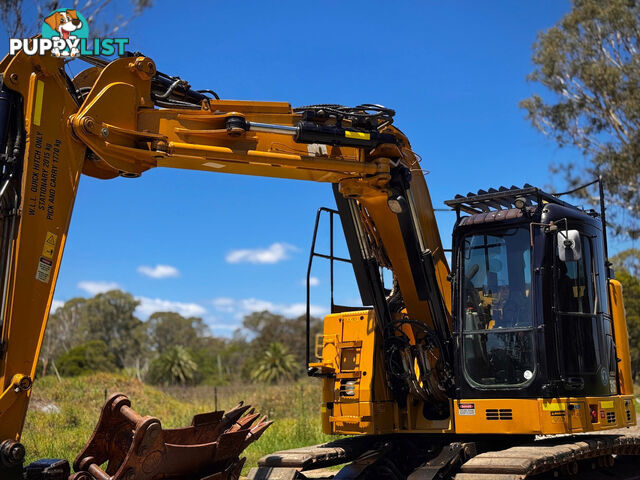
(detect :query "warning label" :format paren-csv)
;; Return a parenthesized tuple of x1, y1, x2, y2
(458, 403, 476, 416)
(42, 231, 57, 259)
(36, 256, 52, 283)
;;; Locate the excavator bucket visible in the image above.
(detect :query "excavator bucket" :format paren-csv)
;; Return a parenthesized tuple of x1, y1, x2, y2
(69, 393, 272, 480)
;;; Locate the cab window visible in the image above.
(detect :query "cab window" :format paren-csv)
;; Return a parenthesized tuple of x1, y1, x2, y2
(556, 234, 600, 375)
(461, 227, 535, 387)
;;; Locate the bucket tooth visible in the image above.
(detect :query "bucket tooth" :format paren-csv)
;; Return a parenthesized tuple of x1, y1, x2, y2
(246, 419, 273, 445)
(223, 404, 253, 425)
(232, 412, 261, 432)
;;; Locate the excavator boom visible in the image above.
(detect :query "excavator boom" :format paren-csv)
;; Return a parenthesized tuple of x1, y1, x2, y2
(0, 49, 452, 479)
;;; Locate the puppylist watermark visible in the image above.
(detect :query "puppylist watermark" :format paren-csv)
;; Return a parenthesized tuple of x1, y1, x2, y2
(9, 8, 129, 57)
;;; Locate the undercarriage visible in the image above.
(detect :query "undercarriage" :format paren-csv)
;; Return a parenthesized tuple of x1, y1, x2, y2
(248, 430, 640, 480)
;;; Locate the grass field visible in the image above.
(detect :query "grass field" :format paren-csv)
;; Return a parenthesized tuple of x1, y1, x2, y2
(22, 373, 333, 475)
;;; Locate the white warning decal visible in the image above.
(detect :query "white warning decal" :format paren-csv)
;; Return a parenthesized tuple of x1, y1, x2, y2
(458, 403, 476, 416)
(36, 256, 52, 283)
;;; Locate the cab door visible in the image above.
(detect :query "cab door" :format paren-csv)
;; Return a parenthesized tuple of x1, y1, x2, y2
(551, 226, 617, 396)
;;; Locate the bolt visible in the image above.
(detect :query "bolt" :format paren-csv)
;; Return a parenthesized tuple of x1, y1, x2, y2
(101, 127, 109, 138)
(9, 443, 24, 463)
(9, 73, 18, 84)
(82, 117, 95, 134)
(0, 440, 25, 466)
(18, 376, 32, 391)
(146, 423, 161, 443)
(130, 57, 155, 80)
(152, 139, 167, 151)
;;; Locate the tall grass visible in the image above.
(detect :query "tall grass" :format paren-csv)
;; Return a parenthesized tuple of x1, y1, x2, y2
(22, 373, 334, 476)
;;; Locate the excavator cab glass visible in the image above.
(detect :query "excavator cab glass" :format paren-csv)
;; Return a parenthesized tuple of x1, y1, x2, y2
(460, 226, 535, 388)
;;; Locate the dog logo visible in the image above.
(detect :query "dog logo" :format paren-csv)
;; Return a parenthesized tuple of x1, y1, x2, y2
(41, 8, 89, 57)
(9, 8, 128, 57)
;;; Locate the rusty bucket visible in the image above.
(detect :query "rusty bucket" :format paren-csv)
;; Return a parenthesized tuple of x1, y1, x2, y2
(70, 393, 271, 480)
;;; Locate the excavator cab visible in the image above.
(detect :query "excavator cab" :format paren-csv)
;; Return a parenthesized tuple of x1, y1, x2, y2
(447, 185, 635, 434)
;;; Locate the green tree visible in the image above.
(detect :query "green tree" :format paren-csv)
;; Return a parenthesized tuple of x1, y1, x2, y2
(241, 311, 322, 365)
(147, 346, 198, 386)
(221, 337, 253, 382)
(521, 0, 640, 238)
(80, 290, 147, 369)
(41, 297, 87, 376)
(56, 339, 117, 377)
(612, 247, 640, 276)
(250, 342, 298, 384)
(146, 311, 209, 354)
(188, 336, 232, 384)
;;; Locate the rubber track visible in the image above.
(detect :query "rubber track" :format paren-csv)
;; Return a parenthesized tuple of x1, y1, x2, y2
(455, 432, 640, 480)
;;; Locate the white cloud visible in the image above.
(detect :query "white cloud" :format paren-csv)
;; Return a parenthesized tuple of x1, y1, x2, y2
(212, 297, 236, 313)
(77, 281, 120, 295)
(137, 264, 180, 279)
(302, 276, 319, 287)
(50, 299, 64, 313)
(135, 296, 207, 319)
(211, 297, 327, 319)
(198, 313, 242, 337)
(225, 242, 296, 264)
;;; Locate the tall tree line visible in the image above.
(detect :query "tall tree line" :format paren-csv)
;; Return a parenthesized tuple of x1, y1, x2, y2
(41, 290, 321, 385)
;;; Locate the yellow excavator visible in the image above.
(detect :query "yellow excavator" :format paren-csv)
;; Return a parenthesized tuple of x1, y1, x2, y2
(0, 47, 638, 480)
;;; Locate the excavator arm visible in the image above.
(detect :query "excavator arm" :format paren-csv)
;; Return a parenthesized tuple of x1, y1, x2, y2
(0, 49, 452, 468)
(0, 51, 87, 444)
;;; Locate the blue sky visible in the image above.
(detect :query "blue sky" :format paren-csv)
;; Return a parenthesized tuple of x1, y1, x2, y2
(4, 1, 595, 335)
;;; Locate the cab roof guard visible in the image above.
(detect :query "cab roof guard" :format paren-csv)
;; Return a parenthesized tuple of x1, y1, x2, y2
(444, 184, 576, 215)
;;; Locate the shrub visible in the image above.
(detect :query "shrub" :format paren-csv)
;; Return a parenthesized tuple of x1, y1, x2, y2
(56, 340, 117, 376)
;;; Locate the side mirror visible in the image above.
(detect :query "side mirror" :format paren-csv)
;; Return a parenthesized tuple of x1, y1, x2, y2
(557, 230, 582, 262)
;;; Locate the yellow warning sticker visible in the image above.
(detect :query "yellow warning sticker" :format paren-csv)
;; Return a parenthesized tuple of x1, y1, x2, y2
(345, 130, 370, 140)
(600, 400, 614, 409)
(542, 402, 566, 411)
(42, 231, 57, 259)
